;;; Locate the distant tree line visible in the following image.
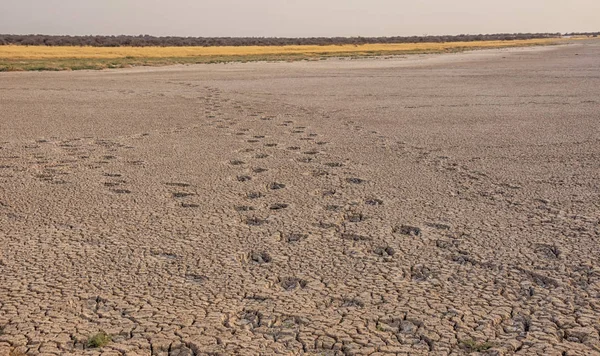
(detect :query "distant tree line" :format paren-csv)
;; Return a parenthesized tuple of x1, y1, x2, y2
(0, 33, 576, 47)
(564, 32, 599, 37)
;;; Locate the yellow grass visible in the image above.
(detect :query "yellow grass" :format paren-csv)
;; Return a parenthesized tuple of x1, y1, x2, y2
(0, 38, 565, 59)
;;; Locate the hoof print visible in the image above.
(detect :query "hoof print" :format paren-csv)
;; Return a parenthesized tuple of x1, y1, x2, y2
(268, 182, 286, 190)
(246, 192, 264, 199)
(279, 277, 307, 291)
(341, 233, 371, 241)
(181, 203, 200, 208)
(270, 203, 289, 210)
(365, 198, 383, 206)
(186, 274, 208, 285)
(245, 217, 266, 226)
(173, 192, 195, 198)
(346, 177, 365, 184)
(394, 225, 421, 236)
(285, 233, 308, 243)
(374, 246, 396, 257)
(249, 251, 272, 264)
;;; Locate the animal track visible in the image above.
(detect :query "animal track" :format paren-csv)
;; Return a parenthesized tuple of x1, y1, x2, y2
(374, 246, 396, 257)
(345, 213, 366, 223)
(268, 182, 286, 190)
(246, 192, 264, 199)
(245, 217, 266, 226)
(181, 203, 200, 208)
(165, 182, 191, 188)
(278, 277, 307, 291)
(365, 198, 383, 206)
(269, 203, 289, 210)
(249, 251, 272, 264)
(172, 192, 195, 198)
(341, 233, 371, 241)
(394, 225, 422, 236)
(186, 274, 208, 285)
(285, 233, 308, 243)
(346, 177, 366, 184)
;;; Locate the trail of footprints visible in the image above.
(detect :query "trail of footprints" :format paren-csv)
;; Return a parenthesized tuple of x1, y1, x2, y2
(2, 85, 598, 355)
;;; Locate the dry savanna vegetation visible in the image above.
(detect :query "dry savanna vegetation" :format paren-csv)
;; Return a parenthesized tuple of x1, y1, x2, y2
(0, 38, 566, 71)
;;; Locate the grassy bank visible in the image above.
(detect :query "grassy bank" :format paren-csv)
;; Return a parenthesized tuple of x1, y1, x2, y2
(0, 38, 565, 71)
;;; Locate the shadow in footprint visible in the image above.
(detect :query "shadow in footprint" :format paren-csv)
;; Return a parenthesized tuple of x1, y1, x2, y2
(173, 192, 195, 198)
(268, 182, 286, 190)
(270, 203, 289, 211)
(245, 217, 266, 226)
(346, 177, 365, 184)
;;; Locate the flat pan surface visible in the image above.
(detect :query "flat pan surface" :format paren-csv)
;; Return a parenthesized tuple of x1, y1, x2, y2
(1, 41, 599, 355)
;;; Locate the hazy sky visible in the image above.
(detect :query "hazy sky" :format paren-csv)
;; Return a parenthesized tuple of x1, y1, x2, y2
(1, 0, 599, 37)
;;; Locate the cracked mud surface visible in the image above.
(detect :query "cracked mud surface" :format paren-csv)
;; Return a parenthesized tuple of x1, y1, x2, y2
(1, 42, 599, 355)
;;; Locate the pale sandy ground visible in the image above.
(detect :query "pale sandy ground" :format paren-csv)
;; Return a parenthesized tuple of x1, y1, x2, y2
(0, 41, 599, 356)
